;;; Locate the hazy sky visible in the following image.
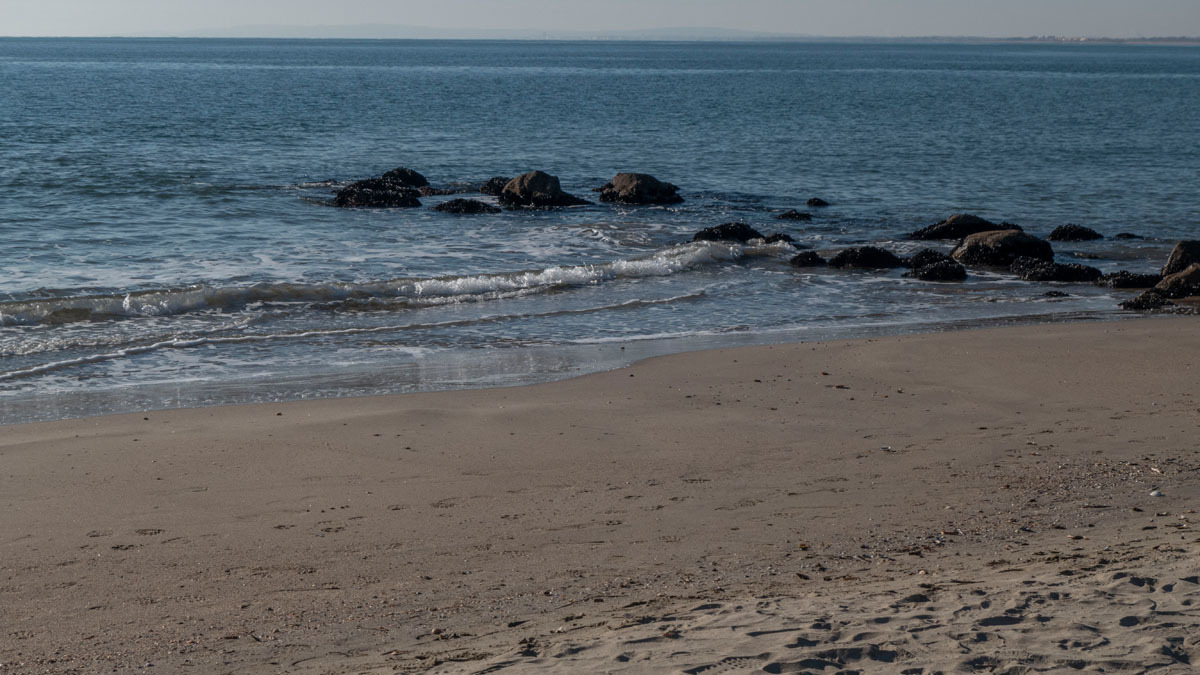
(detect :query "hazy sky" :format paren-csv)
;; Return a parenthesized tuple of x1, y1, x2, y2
(3, 0, 1199, 37)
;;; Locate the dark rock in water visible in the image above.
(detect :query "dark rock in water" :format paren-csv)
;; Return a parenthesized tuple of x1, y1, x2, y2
(907, 248, 955, 269)
(1044, 291, 1070, 298)
(806, 197, 830, 207)
(953, 230, 1054, 266)
(828, 246, 906, 269)
(908, 259, 967, 282)
(1010, 257, 1102, 282)
(498, 171, 591, 208)
(789, 251, 827, 267)
(1121, 289, 1174, 311)
(1048, 224, 1103, 241)
(692, 222, 765, 243)
(1162, 241, 1200, 276)
(1155, 263, 1200, 299)
(908, 214, 1012, 240)
(419, 186, 458, 197)
(380, 167, 429, 188)
(333, 178, 422, 208)
(480, 176, 512, 196)
(1114, 232, 1143, 239)
(433, 198, 501, 214)
(596, 173, 683, 205)
(1095, 271, 1162, 289)
(776, 209, 813, 221)
(763, 233, 795, 244)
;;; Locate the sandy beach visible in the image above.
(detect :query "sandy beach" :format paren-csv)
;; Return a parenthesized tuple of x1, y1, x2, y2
(2, 317, 1198, 674)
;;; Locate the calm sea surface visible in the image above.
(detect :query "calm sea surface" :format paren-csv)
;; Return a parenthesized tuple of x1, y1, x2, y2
(1, 38, 1197, 423)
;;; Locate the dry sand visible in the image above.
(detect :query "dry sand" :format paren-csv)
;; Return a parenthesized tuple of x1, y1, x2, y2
(2, 317, 1198, 674)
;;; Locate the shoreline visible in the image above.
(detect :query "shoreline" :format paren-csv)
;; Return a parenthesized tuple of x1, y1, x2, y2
(2, 316, 1198, 672)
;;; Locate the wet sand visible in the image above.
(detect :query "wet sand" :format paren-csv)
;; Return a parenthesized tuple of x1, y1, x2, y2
(2, 317, 1198, 673)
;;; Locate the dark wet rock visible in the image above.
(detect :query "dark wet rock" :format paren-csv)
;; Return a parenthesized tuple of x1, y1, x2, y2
(763, 233, 795, 244)
(1162, 241, 1200, 276)
(776, 209, 813, 221)
(952, 230, 1054, 266)
(1114, 232, 1143, 239)
(908, 214, 1013, 241)
(692, 222, 764, 243)
(333, 178, 422, 208)
(480, 176, 512, 196)
(1010, 257, 1102, 282)
(1048, 224, 1103, 241)
(419, 186, 458, 197)
(789, 251, 827, 267)
(907, 259, 967, 282)
(828, 246, 906, 269)
(380, 167, 429, 188)
(1044, 291, 1070, 298)
(498, 171, 591, 208)
(596, 173, 683, 205)
(1121, 289, 1174, 311)
(1095, 271, 1162, 289)
(433, 198, 501, 215)
(1155, 263, 1200, 299)
(907, 249, 955, 269)
(806, 197, 830, 207)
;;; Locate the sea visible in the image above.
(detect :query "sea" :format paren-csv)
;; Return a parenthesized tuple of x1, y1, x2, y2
(1, 38, 1198, 424)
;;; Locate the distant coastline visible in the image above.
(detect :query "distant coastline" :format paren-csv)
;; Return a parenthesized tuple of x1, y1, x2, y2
(2, 25, 1199, 45)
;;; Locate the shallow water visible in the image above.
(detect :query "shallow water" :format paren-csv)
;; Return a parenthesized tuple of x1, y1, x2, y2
(1, 38, 1197, 423)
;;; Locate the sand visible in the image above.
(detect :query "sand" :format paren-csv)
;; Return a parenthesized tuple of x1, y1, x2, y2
(1, 317, 1198, 674)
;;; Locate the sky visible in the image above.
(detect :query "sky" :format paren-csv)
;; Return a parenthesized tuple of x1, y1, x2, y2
(2, 0, 1199, 38)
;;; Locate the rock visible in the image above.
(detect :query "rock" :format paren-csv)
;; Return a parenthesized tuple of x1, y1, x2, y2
(763, 233, 795, 244)
(1114, 232, 1142, 239)
(952, 230, 1054, 266)
(789, 251, 827, 267)
(1095, 271, 1162, 289)
(776, 210, 813, 221)
(806, 198, 830, 207)
(907, 248, 955, 269)
(1155, 263, 1200, 299)
(333, 178, 422, 208)
(1162, 241, 1200, 276)
(908, 259, 967, 282)
(692, 222, 764, 243)
(380, 167, 429, 188)
(497, 171, 591, 208)
(1044, 291, 1070, 298)
(480, 176, 512, 196)
(1010, 257, 1102, 282)
(419, 186, 458, 197)
(828, 246, 906, 269)
(596, 173, 683, 205)
(1048, 224, 1103, 241)
(1121, 290, 1174, 311)
(433, 198, 501, 215)
(909, 214, 1012, 240)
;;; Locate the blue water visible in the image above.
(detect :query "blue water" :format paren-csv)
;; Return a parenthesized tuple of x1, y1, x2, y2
(2, 38, 1198, 423)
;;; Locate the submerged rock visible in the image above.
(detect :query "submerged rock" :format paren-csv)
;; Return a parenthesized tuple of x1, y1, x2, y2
(419, 186, 458, 197)
(692, 222, 765, 243)
(1121, 289, 1174, 311)
(1010, 257, 1102, 282)
(433, 198, 501, 214)
(763, 233, 796, 244)
(1114, 232, 1143, 240)
(596, 173, 683, 205)
(333, 178, 422, 208)
(789, 251, 827, 267)
(776, 209, 813, 221)
(952, 230, 1054, 266)
(828, 246, 906, 269)
(909, 214, 1011, 240)
(1048, 224, 1103, 241)
(480, 176, 512, 196)
(380, 167, 429, 188)
(498, 171, 591, 208)
(806, 197, 830, 207)
(1095, 271, 1162, 289)
(905, 250, 966, 281)
(1162, 241, 1200, 276)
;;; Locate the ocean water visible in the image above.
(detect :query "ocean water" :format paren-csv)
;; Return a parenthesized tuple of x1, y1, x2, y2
(1, 38, 1198, 424)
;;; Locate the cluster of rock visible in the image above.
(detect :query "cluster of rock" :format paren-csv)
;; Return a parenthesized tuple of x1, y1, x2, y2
(1119, 241, 1200, 310)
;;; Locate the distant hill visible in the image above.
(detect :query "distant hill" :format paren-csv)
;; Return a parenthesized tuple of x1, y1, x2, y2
(165, 24, 809, 41)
